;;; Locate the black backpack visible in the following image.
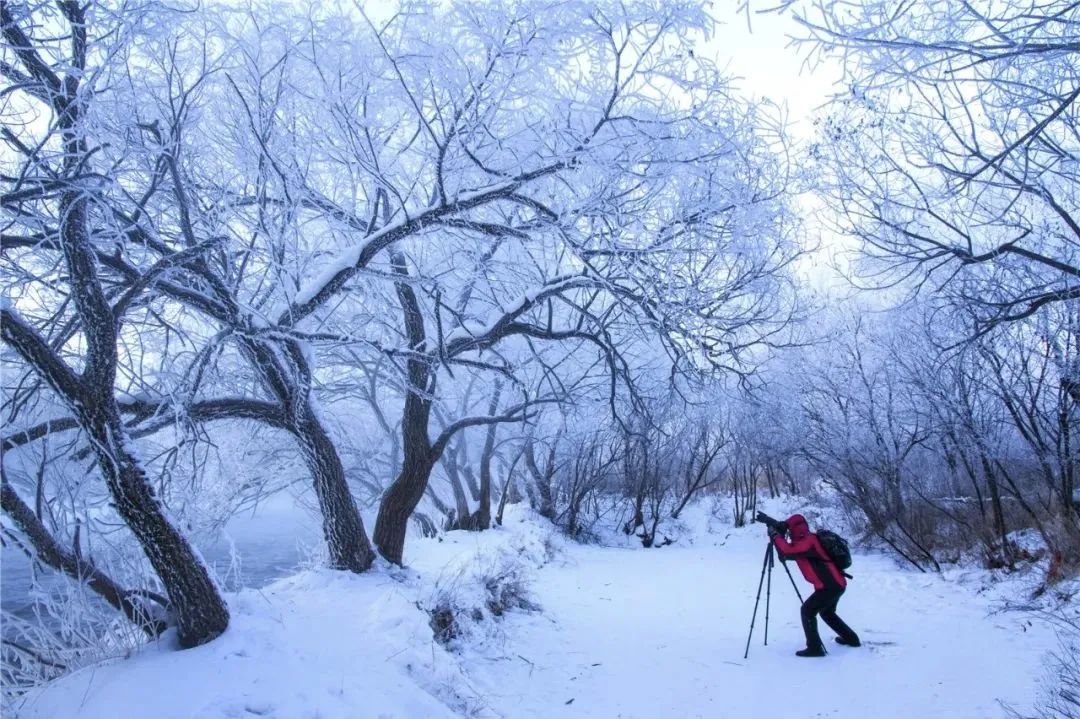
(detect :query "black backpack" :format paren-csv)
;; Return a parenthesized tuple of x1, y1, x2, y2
(816, 529, 853, 571)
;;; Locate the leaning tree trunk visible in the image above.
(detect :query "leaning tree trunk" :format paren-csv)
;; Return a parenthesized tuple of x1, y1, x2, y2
(0, 1, 229, 649)
(1, 468, 166, 636)
(88, 410, 230, 647)
(2, 314, 230, 649)
(243, 338, 375, 572)
(291, 406, 376, 571)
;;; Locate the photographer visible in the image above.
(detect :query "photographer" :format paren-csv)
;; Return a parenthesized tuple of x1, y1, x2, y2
(759, 513, 861, 657)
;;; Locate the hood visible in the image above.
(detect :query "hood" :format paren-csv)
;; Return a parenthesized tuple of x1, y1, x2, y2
(785, 514, 810, 540)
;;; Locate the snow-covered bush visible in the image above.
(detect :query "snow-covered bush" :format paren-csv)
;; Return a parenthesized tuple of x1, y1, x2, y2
(423, 513, 554, 648)
(1008, 609, 1080, 719)
(426, 549, 541, 648)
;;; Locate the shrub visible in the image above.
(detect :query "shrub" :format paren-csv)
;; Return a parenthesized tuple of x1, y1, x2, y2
(425, 550, 539, 648)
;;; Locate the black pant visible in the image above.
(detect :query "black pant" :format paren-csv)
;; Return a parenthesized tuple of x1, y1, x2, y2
(800, 587, 859, 650)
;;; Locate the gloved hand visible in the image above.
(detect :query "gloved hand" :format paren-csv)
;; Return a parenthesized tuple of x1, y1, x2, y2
(767, 525, 781, 538)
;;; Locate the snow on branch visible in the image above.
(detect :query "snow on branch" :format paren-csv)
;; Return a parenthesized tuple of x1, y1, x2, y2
(277, 177, 560, 329)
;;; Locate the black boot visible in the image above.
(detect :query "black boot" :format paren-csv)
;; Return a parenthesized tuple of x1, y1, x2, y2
(796, 646, 826, 657)
(835, 636, 861, 647)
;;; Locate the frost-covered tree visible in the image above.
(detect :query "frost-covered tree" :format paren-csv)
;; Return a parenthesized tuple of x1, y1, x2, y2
(1, 1, 229, 647)
(2, 0, 381, 590)
(769, 293, 1078, 573)
(3, 1, 805, 651)
(215, 0, 804, 564)
(717, 0, 1080, 574)
(788, 1, 1080, 374)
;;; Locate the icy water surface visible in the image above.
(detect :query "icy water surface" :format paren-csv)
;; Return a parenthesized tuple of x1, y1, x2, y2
(1, 496, 322, 622)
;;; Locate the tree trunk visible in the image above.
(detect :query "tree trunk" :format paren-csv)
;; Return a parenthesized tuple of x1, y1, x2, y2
(764, 464, 779, 499)
(1058, 395, 1077, 520)
(979, 454, 1010, 564)
(441, 442, 473, 525)
(942, 436, 985, 519)
(625, 483, 646, 535)
(525, 439, 556, 519)
(292, 408, 376, 572)
(732, 462, 744, 526)
(495, 465, 517, 527)
(782, 464, 798, 495)
(373, 393, 436, 564)
(460, 459, 482, 503)
(85, 404, 229, 648)
(1, 469, 166, 636)
(474, 414, 497, 530)
(243, 338, 375, 573)
(462, 382, 502, 531)
(374, 254, 437, 564)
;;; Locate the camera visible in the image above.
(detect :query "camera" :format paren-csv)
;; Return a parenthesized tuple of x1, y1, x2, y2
(754, 511, 787, 534)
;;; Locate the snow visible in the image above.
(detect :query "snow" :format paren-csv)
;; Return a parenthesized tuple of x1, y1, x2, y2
(1005, 528, 1049, 557)
(15, 569, 474, 719)
(459, 528, 1052, 718)
(15, 504, 1059, 719)
(288, 243, 366, 311)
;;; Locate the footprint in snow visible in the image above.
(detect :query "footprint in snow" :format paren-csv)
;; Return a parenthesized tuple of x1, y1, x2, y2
(863, 640, 898, 654)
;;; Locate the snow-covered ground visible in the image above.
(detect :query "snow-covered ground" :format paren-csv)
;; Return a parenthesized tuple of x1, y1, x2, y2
(13, 505, 1059, 718)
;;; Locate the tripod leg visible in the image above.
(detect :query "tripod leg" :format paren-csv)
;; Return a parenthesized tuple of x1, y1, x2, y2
(779, 556, 804, 603)
(764, 544, 773, 646)
(743, 542, 773, 659)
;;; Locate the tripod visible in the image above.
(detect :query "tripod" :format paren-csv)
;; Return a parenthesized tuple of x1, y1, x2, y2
(743, 541, 804, 659)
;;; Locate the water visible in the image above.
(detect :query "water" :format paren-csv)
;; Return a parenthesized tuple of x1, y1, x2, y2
(1, 495, 322, 623)
(200, 495, 324, 591)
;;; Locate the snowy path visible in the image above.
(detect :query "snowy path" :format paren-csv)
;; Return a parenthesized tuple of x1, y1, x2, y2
(465, 530, 1050, 719)
(16, 514, 1054, 719)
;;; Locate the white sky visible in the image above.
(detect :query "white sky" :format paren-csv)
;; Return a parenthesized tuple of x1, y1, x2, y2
(702, 4, 855, 293)
(703, 3, 845, 138)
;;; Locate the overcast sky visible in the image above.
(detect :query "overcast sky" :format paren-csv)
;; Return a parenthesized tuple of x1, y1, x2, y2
(705, 4, 845, 139)
(703, 4, 855, 292)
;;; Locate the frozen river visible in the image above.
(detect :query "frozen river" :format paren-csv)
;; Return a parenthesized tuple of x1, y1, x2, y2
(1, 496, 323, 623)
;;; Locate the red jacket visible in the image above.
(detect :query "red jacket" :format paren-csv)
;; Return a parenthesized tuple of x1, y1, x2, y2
(772, 514, 847, 590)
